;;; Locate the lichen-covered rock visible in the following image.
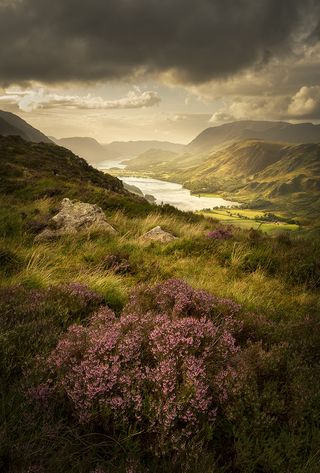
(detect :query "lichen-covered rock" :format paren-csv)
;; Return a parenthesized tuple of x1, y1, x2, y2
(141, 226, 177, 243)
(35, 198, 117, 241)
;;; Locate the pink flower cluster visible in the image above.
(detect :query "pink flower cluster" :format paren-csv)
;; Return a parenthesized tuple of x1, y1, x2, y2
(126, 278, 241, 321)
(44, 280, 241, 453)
(207, 228, 233, 240)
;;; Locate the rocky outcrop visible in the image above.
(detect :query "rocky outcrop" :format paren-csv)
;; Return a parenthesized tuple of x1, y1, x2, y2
(144, 194, 156, 203)
(141, 226, 177, 243)
(35, 198, 117, 241)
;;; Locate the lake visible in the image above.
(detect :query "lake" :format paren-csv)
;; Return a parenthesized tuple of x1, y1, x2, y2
(120, 176, 240, 212)
(97, 160, 128, 170)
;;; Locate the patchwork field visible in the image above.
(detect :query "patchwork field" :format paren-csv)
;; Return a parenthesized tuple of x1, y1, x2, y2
(199, 208, 301, 234)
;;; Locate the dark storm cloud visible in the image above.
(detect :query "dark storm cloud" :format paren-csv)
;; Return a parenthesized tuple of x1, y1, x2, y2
(0, 0, 319, 85)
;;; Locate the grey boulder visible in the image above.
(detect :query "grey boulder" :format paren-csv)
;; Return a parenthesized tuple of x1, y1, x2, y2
(35, 198, 117, 241)
(141, 226, 177, 243)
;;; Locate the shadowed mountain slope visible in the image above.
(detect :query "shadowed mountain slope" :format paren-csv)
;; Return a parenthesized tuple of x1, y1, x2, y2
(0, 110, 52, 143)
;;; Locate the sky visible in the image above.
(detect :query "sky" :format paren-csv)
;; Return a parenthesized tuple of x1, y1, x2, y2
(0, 0, 320, 143)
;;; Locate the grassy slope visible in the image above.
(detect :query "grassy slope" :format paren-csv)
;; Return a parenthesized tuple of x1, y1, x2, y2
(0, 136, 319, 321)
(0, 135, 318, 311)
(1, 136, 320, 472)
(0, 135, 124, 195)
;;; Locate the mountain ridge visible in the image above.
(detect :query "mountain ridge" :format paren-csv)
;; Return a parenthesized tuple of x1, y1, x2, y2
(0, 110, 52, 143)
(188, 120, 320, 152)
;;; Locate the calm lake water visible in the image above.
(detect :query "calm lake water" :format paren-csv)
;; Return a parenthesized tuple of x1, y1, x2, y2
(98, 160, 127, 170)
(120, 176, 240, 212)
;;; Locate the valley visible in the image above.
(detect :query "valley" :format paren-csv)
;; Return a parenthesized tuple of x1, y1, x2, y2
(111, 135, 320, 231)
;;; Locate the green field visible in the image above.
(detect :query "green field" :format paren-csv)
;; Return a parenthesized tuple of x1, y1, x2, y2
(199, 208, 300, 234)
(191, 192, 221, 198)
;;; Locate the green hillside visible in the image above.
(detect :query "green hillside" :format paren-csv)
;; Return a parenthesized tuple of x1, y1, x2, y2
(122, 139, 320, 224)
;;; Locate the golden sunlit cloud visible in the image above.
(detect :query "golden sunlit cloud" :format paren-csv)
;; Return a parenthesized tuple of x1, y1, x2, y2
(0, 87, 161, 112)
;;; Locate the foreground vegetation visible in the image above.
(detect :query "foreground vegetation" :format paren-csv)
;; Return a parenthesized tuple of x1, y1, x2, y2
(1, 136, 320, 472)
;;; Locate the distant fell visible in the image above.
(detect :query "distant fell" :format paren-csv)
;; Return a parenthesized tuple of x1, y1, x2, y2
(188, 120, 320, 152)
(122, 138, 320, 222)
(186, 139, 320, 182)
(51, 136, 118, 165)
(104, 140, 184, 158)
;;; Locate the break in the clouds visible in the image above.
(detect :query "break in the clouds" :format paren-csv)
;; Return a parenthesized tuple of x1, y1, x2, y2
(0, 87, 161, 112)
(0, 0, 319, 86)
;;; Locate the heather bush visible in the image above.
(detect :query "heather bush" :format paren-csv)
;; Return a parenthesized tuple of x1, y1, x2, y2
(207, 228, 233, 240)
(39, 279, 242, 458)
(104, 253, 133, 275)
(125, 278, 242, 321)
(24, 215, 51, 235)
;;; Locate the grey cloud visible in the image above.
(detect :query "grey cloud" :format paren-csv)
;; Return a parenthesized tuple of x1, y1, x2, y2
(0, 0, 319, 85)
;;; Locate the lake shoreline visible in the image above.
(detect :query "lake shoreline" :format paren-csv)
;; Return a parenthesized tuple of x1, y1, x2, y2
(117, 175, 240, 212)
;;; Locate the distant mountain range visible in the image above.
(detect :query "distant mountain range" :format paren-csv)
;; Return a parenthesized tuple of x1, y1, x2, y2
(51, 137, 184, 165)
(183, 139, 320, 194)
(0, 110, 184, 165)
(188, 120, 320, 152)
(104, 140, 184, 159)
(0, 110, 52, 143)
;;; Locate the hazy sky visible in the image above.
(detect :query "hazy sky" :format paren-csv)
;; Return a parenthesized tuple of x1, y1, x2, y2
(0, 0, 319, 143)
